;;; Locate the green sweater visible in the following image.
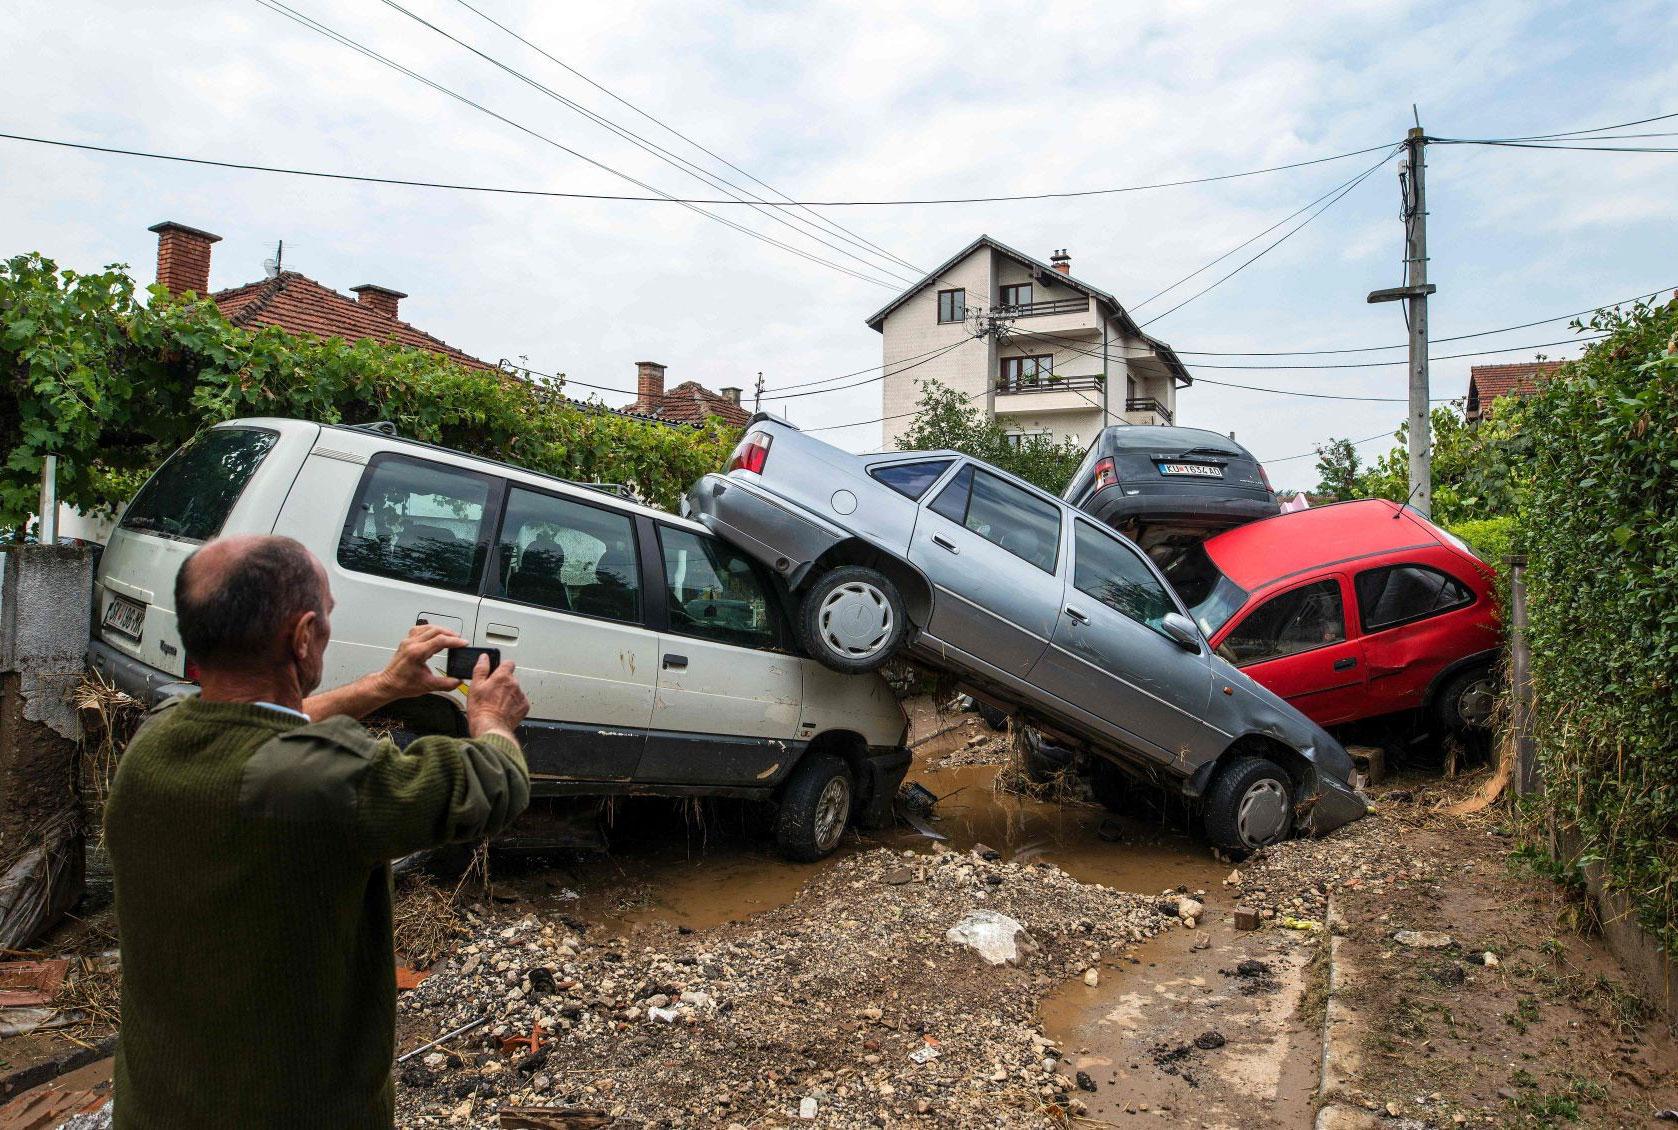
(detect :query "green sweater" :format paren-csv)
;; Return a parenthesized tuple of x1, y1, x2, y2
(104, 697, 529, 1130)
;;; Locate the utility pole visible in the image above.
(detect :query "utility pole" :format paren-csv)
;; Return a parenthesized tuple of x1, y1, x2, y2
(753, 371, 764, 413)
(1367, 117, 1436, 518)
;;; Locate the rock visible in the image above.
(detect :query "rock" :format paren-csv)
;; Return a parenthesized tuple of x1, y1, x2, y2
(972, 843, 1002, 862)
(423, 1052, 447, 1070)
(1386, 1101, 1402, 1116)
(882, 866, 916, 886)
(1082, 967, 1099, 988)
(946, 910, 1029, 965)
(1191, 936, 1212, 952)
(1177, 897, 1204, 920)
(648, 1006, 680, 1023)
(1233, 907, 1260, 931)
(1392, 929, 1454, 949)
(1194, 1031, 1225, 1050)
(1075, 1071, 1097, 1092)
(799, 1096, 818, 1119)
(858, 1007, 883, 1021)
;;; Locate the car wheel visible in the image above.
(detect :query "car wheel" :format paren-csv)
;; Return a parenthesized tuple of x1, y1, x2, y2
(774, 753, 854, 862)
(798, 566, 907, 674)
(1434, 665, 1498, 733)
(1204, 756, 1294, 852)
(1089, 758, 1130, 812)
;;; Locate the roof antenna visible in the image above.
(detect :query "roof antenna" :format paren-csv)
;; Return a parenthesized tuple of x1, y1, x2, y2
(262, 239, 284, 279)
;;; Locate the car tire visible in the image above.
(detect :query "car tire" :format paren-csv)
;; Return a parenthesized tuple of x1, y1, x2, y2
(1089, 759, 1130, 812)
(775, 753, 854, 862)
(797, 566, 908, 674)
(1434, 664, 1498, 734)
(1204, 756, 1294, 852)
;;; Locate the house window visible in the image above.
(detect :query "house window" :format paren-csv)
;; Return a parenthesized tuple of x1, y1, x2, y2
(1000, 283, 1033, 309)
(937, 289, 966, 324)
(1000, 354, 1054, 390)
(1004, 430, 1051, 449)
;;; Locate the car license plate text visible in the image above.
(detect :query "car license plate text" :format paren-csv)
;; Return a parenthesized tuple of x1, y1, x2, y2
(1158, 463, 1224, 478)
(103, 595, 147, 640)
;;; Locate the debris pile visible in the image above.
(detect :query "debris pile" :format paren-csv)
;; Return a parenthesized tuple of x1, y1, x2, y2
(396, 845, 1169, 1126)
(1224, 805, 1440, 925)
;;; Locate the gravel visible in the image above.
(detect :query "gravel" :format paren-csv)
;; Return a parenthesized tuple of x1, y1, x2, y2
(395, 844, 1171, 1127)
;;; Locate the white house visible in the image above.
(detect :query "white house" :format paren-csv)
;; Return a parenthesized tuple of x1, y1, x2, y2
(865, 235, 1192, 450)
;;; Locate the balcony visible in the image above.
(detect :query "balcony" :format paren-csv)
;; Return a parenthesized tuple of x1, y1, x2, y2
(996, 297, 1089, 318)
(995, 374, 1104, 395)
(1125, 396, 1174, 424)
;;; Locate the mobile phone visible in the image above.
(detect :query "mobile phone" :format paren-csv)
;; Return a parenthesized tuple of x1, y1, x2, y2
(445, 647, 501, 680)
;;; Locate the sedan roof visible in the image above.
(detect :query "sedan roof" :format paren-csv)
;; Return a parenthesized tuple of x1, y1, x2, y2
(1202, 499, 1442, 591)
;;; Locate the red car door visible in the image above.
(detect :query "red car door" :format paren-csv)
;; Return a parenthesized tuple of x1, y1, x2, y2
(1211, 574, 1368, 727)
(1352, 560, 1479, 717)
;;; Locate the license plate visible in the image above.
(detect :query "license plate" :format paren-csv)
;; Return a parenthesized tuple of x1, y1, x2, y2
(1158, 462, 1224, 478)
(102, 595, 147, 640)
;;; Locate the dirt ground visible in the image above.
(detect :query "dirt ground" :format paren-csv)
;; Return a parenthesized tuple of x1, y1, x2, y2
(5, 705, 1678, 1129)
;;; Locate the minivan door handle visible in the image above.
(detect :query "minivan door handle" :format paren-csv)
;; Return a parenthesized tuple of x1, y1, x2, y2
(485, 623, 521, 643)
(1333, 656, 1357, 671)
(1064, 606, 1090, 625)
(663, 654, 688, 670)
(931, 535, 959, 554)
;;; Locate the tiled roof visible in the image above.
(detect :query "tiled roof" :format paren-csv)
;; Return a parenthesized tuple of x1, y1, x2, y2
(1466, 360, 1564, 418)
(211, 272, 492, 370)
(629, 380, 750, 427)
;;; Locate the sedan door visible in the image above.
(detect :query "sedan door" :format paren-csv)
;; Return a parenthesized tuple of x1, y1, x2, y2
(475, 485, 658, 782)
(1211, 575, 1367, 727)
(907, 463, 1065, 678)
(1028, 519, 1216, 763)
(640, 524, 804, 786)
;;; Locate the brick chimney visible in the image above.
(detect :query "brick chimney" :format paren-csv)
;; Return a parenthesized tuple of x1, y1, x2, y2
(1050, 249, 1071, 275)
(148, 221, 222, 297)
(351, 284, 407, 320)
(636, 361, 667, 408)
(719, 386, 742, 406)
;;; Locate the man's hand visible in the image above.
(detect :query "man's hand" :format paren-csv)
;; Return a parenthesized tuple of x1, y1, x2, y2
(466, 654, 529, 743)
(375, 623, 469, 700)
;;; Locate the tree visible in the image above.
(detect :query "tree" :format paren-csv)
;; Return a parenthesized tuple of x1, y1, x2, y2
(894, 380, 1086, 494)
(1313, 438, 1367, 501)
(1351, 401, 1534, 526)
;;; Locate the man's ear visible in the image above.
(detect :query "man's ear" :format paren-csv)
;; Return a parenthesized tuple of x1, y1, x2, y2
(289, 610, 319, 662)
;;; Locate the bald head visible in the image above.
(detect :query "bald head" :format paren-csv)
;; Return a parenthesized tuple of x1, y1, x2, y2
(176, 535, 329, 675)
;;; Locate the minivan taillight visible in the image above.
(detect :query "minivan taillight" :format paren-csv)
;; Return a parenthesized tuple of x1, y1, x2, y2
(184, 658, 201, 682)
(727, 431, 773, 475)
(1093, 457, 1118, 491)
(1258, 464, 1273, 493)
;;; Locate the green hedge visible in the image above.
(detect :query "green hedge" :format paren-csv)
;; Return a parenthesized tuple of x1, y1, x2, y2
(1, 253, 737, 531)
(1519, 297, 1678, 953)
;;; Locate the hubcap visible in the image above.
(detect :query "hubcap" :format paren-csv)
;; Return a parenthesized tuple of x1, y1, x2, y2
(818, 582, 893, 658)
(1457, 677, 1497, 728)
(1237, 778, 1289, 847)
(813, 776, 851, 851)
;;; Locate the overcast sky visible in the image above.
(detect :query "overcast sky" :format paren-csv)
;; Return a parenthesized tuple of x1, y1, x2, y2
(5, 0, 1676, 489)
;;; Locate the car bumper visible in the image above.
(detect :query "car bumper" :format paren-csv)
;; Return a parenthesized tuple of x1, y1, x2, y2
(684, 474, 845, 588)
(856, 744, 912, 828)
(86, 637, 195, 707)
(1083, 486, 1278, 530)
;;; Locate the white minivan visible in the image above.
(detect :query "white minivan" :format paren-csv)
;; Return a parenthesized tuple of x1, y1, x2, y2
(89, 419, 910, 860)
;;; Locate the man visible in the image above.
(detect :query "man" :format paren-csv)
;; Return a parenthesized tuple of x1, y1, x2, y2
(104, 534, 531, 1129)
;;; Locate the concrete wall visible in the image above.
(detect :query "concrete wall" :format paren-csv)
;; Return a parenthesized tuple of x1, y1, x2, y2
(881, 248, 995, 450)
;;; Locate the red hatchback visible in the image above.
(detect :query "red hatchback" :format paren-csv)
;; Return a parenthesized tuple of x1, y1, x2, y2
(1162, 500, 1501, 733)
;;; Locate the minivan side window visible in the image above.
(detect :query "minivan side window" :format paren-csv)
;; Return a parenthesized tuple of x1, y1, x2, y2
(869, 460, 952, 500)
(338, 455, 492, 593)
(1072, 522, 1175, 634)
(1220, 579, 1345, 666)
(495, 487, 641, 623)
(119, 427, 278, 543)
(928, 466, 1060, 574)
(1354, 564, 1472, 632)
(659, 527, 776, 650)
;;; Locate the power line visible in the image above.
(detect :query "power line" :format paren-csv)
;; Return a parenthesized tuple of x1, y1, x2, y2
(1172, 285, 1674, 355)
(1447, 109, 1678, 144)
(249, 0, 903, 291)
(1432, 138, 1678, 154)
(760, 334, 982, 401)
(373, 0, 920, 290)
(1265, 428, 1398, 465)
(1136, 148, 1397, 327)
(1182, 334, 1607, 370)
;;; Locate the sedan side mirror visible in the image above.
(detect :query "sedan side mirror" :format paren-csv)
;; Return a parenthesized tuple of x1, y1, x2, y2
(1160, 612, 1204, 653)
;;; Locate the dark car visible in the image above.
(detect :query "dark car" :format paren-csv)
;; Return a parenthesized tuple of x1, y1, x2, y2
(1062, 426, 1279, 563)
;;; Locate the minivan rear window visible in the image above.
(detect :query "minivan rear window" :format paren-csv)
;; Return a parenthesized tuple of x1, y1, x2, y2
(119, 427, 278, 543)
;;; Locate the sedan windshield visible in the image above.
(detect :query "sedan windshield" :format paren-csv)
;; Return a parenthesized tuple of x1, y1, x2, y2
(1161, 542, 1249, 637)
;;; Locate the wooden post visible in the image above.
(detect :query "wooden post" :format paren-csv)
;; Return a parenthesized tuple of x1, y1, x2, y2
(1507, 555, 1538, 798)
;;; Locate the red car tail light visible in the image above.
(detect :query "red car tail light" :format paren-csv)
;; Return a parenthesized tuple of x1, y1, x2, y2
(1258, 463, 1273, 493)
(1093, 457, 1118, 491)
(184, 657, 201, 682)
(727, 431, 773, 475)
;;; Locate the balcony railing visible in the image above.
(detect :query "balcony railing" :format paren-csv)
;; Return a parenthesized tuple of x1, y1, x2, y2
(996, 297, 1089, 318)
(995, 374, 1105, 395)
(1126, 396, 1173, 424)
